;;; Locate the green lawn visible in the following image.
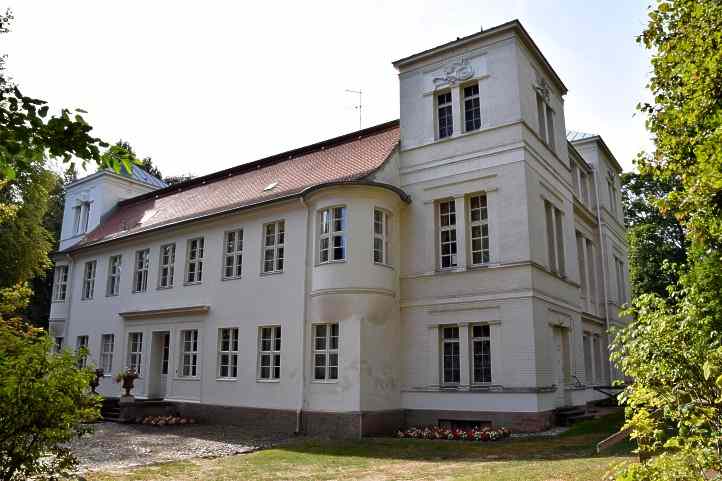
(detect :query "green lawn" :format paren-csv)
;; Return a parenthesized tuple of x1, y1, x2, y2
(86, 412, 635, 481)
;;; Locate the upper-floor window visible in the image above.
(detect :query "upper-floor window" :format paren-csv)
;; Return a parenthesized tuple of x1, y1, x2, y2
(438, 199, 457, 269)
(73, 201, 92, 235)
(471, 324, 492, 384)
(469, 194, 490, 265)
(313, 323, 339, 381)
(536, 92, 555, 152)
(463, 84, 481, 132)
(52, 265, 69, 302)
(258, 326, 281, 380)
(100, 334, 114, 373)
(544, 200, 565, 276)
(614, 257, 626, 304)
(583, 333, 593, 384)
(263, 220, 285, 274)
(319, 207, 346, 263)
(373, 209, 390, 265)
(158, 243, 175, 289)
(185, 237, 205, 284)
(133, 249, 150, 293)
(81, 260, 96, 300)
(436, 91, 453, 139)
(579, 170, 590, 206)
(441, 326, 460, 385)
(76, 335, 89, 368)
(180, 329, 199, 377)
(107, 255, 122, 297)
(607, 178, 619, 217)
(223, 229, 244, 279)
(218, 327, 239, 379)
(127, 332, 143, 375)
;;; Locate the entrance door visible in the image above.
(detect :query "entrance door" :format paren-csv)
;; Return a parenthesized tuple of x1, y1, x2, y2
(552, 326, 571, 406)
(148, 331, 170, 399)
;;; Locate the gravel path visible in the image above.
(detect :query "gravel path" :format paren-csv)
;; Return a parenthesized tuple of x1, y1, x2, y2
(70, 422, 290, 472)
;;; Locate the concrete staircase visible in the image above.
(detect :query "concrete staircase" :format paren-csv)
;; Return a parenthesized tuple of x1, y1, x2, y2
(554, 406, 595, 426)
(100, 398, 121, 422)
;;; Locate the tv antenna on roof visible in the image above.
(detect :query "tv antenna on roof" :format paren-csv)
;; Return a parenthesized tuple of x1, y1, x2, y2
(345, 89, 362, 130)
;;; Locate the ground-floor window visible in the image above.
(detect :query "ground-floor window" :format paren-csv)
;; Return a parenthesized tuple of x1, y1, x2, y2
(441, 326, 460, 385)
(76, 335, 89, 368)
(218, 327, 239, 379)
(127, 332, 143, 375)
(258, 326, 281, 380)
(471, 324, 491, 384)
(100, 334, 114, 373)
(313, 323, 338, 381)
(180, 329, 199, 377)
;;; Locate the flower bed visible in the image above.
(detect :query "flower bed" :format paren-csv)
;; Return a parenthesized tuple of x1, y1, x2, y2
(397, 425, 511, 442)
(136, 415, 197, 426)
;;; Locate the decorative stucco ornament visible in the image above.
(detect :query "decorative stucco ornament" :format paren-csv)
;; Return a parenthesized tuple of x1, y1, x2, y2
(534, 75, 551, 101)
(433, 58, 474, 87)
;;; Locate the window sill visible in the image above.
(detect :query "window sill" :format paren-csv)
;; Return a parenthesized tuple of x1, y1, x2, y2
(173, 376, 200, 381)
(260, 270, 284, 277)
(373, 262, 394, 270)
(311, 379, 339, 384)
(256, 378, 280, 383)
(221, 276, 243, 282)
(215, 377, 238, 382)
(183, 281, 203, 286)
(316, 260, 346, 267)
(51, 300, 67, 304)
(157, 285, 174, 290)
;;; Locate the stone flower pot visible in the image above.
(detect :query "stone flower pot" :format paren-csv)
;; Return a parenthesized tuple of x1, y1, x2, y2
(115, 368, 138, 403)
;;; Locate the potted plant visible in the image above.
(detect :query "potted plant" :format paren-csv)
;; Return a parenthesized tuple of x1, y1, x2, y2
(115, 368, 138, 403)
(89, 368, 105, 393)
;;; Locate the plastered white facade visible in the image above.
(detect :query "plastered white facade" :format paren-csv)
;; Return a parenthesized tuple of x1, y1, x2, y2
(50, 20, 628, 431)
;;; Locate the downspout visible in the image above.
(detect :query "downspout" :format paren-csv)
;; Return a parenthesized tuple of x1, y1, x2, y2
(58, 252, 75, 347)
(592, 167, 613, 382)
(296, 197, 310, 434)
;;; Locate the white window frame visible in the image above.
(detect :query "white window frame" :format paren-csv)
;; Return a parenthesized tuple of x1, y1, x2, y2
(81, 260, 96, 300)
(76, 335, 89, 368)
(158, 243, 176, 289)
(257, 326, 282, 381)
(312, 323, 339, 382)
(441, 325, 460, 386)
(468, 193, 490, 266)
(179, 329, 199, 378)
(583, 332, 594, 384)
(73, 201, 92, 235)
(615, 257, 626, 304)
(436, 90, 453, 139)
(107, 255, 122, 297)
(470, 324, 492, 384)
(544, 200, 565, 276)
(536, 91, 555, 151)
(438, 199, 458, 269)
(53, 336, 63, 353)
(185, 237, 205, 284)
(593, 334, 603, 384)
(262, 220, 285, 274)
(133, 249, 150, 293)
(586, 239, 597, 313)
(100, 334, 114, 374)
(217, 327, 239, 379)
(52, 265, 69, 302)
(222, 229, 244, 280)
(463, 82, 481, 132)
(127, 332, 143, 375)
(373, 208, 391, 266)
(319, 206, 346, 264)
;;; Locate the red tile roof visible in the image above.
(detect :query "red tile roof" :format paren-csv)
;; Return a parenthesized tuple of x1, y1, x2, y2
(67, 120, 401, 252)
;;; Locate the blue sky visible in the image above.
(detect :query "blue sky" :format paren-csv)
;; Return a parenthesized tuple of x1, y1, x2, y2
(6, 1, 652, 176)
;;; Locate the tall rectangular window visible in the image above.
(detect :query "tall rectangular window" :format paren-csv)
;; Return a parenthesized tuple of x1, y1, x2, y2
(437, 91, 453, 139)
(608, 179, 619, 217)
(544, 201, 565, 276)
(373, 209, 390, 265)
(471, 324, 491, 384)
(319, 207, 346, 263)
(54, 337, 63, 353)
(463, 84, 481, 132)
(593, 334, 603, 383)
(583, 333, 593, 384)
(258, 326, 281, 380)
(615, 257, 626, 304)
(441, 326, 460, 385)
(579, 171, 590, 206)
(127, 332, 143, 374)
(263, 220, 285, 273)
(133, 249, 150, 292)
(536, 92, 555, 151)
(180, 329, 199, 377)
(158, 243, 175, 288)
(438, 199, 457, 269)
(185, 237, 205, 284)
(218, 327, 239, 379)
(313, 323, 339, 381)
(100, 334, 114, 373)
(52, 265, 69, 302)
(73, 201, 92, 234)
(469, 194, 490, 265)
(223, 229, 244, 279)
(81, 260, 96, 300)
(76, 335, 89, 368)
(576, 233, 587, 299)
(107, 255, 122, 297)
(73, 205, 82, 234)
(586, 239, 597, 313)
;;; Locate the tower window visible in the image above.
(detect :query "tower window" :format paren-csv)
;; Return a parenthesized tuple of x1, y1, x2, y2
(437, 92, 453, 139)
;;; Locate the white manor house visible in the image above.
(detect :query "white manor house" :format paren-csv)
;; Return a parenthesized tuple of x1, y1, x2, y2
(50, 20, 629, 437)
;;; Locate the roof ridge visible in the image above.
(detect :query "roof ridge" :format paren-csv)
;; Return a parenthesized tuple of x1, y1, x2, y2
(118, 119, 400, 208)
